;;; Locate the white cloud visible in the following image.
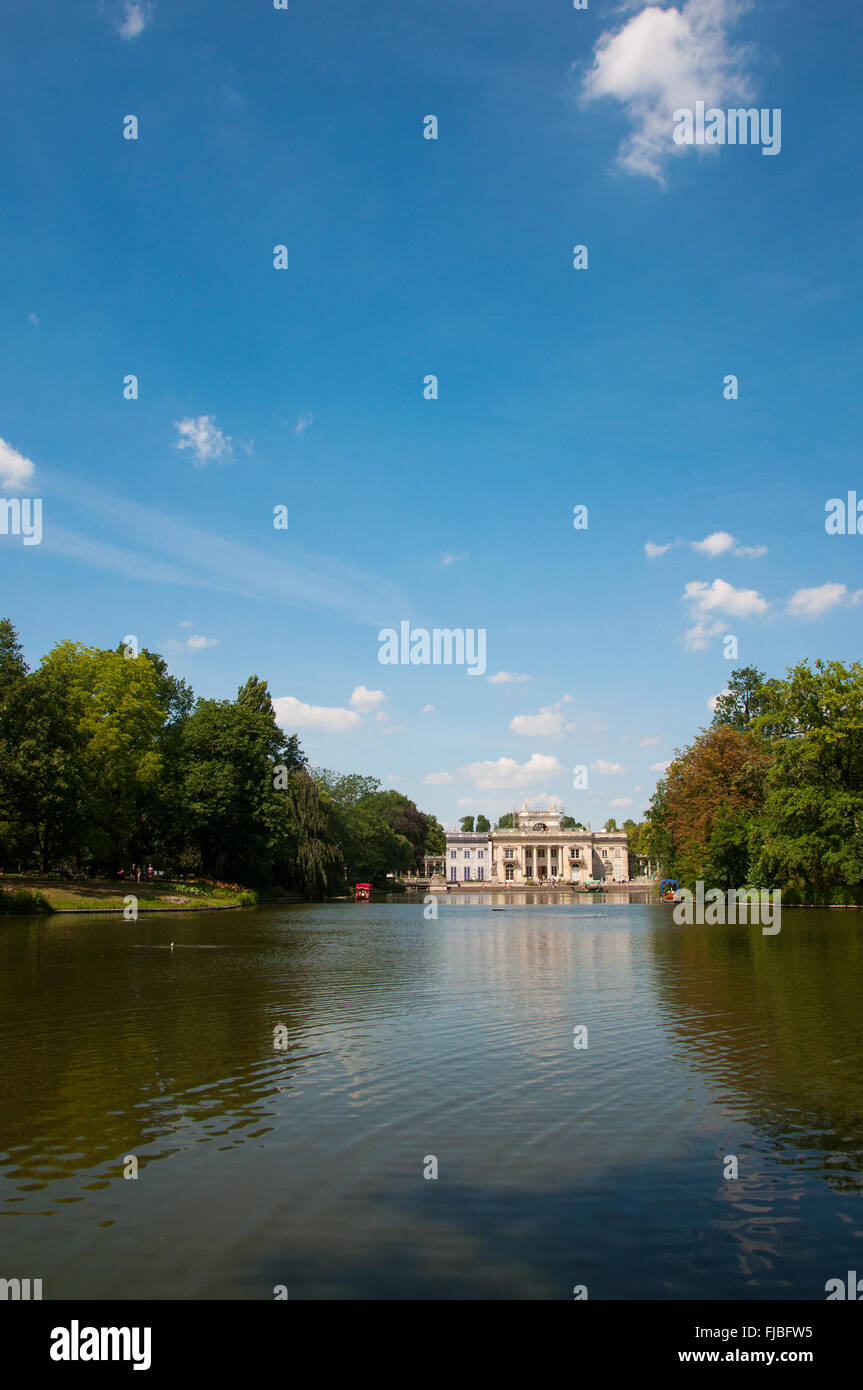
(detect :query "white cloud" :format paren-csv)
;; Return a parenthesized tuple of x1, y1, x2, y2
(734, 544, 767, 558)
(640, 735, 661, 746)
(421, 703, 434, 713)
(488, 670, 531, 684)
(179, 619, 194, 628)
(684, 578, 769, 619)
(581, 0, 753, 182)
(442, 550, 469, 566)
(708, 690, 729, 712)
(591, 760, 628, 775)
(424, 771, 454, 785)
(117, 2, 152, 40)
(786, 583, 849, 619)
(27, 313, 39, 326)
(173, 415, 234, 466)
(379, 724, 404, 737)
(0, 436, 36, 491)
(650, 760, 672, 772)
(294, 412, 314, 436)
(510, 700, 577, 737)
(349, 685, 386, 714)
(611, 797, 633, 808)
(272, 696, 363, 732)
(374, 711, 388, 723)
(185, 634, 218, 650)
(683, 619, 726, 652)
(459, 752, 565, 792)
(691, 530, 735, 556)
(645, 541, 672, 559)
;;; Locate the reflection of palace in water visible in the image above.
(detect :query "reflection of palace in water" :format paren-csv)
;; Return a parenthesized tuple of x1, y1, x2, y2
(445, 804, 629, 886)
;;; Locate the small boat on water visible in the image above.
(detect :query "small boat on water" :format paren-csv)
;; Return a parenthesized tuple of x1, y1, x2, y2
(660, 878, 680, 904)
(354, 882, 372, 902)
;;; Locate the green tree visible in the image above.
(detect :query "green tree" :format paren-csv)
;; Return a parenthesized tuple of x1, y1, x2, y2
(711, 665, 767, 731)
(423, 814, 446, 856)
(475, 814, 491, 833)
(459, 815, 475, 832)
(751, 660, 863, 898)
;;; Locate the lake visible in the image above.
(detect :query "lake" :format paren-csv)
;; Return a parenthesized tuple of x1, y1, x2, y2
(1, 899, 861, 1299)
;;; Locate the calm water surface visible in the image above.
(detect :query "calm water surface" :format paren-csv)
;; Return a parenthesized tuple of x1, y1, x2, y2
(1, 899, 862, 1299)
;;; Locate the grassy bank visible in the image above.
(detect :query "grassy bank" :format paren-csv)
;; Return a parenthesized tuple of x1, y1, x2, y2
(0, 877, 256, 914)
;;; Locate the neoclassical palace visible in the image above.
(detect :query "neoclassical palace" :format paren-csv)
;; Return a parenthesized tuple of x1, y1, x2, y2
(445, 804, 629, 886)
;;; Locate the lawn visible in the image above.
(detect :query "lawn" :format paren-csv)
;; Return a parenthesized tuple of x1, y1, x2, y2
(0, 877, 251, 913)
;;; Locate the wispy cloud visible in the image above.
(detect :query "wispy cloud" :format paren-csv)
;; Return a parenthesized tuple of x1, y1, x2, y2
(294, 412, 314, 436)
(41, 476, 406, 624)
(116, 2, 153, 40)
(488, 670, 531, 684)
(591, 759, 627, 775)
(442, 551, 469, 566)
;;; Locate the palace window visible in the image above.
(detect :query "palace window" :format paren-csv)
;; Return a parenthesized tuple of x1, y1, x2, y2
(477, 850, 484, 859)
(463, 850, 471, 858)
(504, 849, 514, 860)
(477, 868, 484, 881)
(450, 850, 456, 858)
(450, 868, 457, 882)
(464, 867, 471, 881)
(505, 865, 514, 881)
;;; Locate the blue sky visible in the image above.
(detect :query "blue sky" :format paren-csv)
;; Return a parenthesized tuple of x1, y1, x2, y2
(2, 0, 862, 828)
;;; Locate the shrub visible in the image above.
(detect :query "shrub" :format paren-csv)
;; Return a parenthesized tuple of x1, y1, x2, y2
(0, 886, 52, 915)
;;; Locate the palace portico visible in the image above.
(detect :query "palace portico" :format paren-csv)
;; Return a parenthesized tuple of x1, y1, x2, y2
(489, 804, 629, 886)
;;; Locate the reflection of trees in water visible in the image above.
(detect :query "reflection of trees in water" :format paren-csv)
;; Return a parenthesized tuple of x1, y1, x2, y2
(0, 908, 411, 1188)
(647, 915, 863, 1193)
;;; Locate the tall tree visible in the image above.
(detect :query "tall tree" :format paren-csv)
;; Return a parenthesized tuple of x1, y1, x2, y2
(711, 666, 767, 731)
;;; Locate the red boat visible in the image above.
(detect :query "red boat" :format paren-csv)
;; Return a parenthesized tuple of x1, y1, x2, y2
(354, 882, 371, 902)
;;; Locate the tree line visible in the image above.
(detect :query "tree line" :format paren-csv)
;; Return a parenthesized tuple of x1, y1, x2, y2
(630, 661, 863, 904)
(0, 620, 446, 897)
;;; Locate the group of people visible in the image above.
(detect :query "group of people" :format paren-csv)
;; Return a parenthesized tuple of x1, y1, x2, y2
(118, 864, 156, 883)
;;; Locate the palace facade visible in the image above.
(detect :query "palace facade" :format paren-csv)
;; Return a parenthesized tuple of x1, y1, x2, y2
(445, 805, 629, 886)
